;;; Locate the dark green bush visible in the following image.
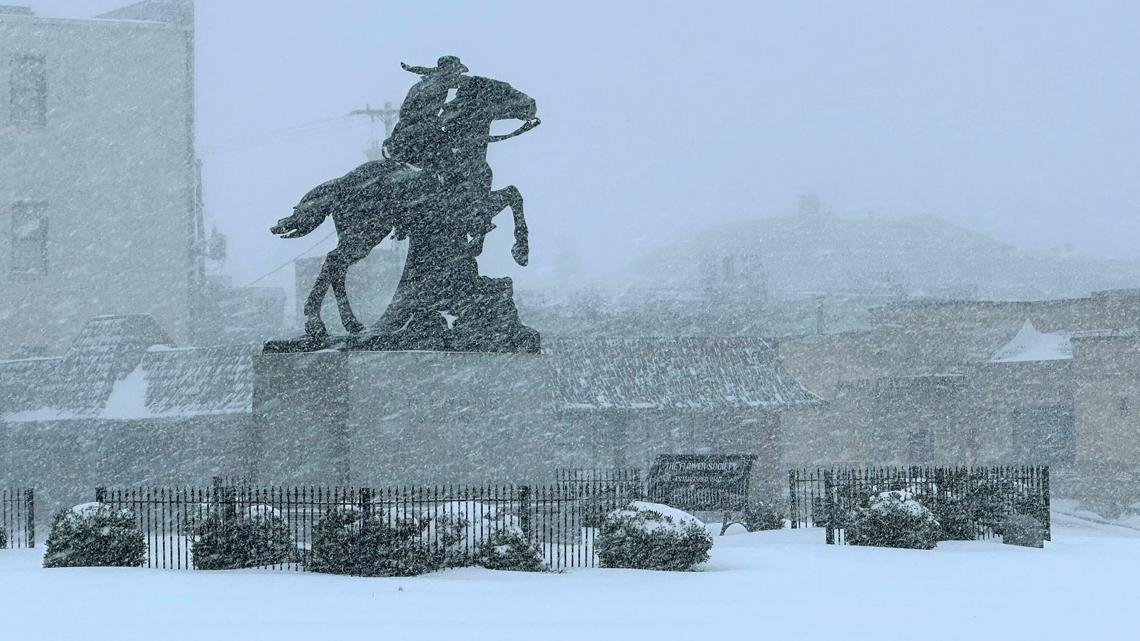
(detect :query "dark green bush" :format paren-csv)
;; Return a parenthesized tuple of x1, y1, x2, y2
(475, 529, 547, 572)
(191, 505, 295, 570)
(419, 501, 548, 571)
(306, 507, 437, 577)
(44, 503, 146, 568)
(742, 499, 784, 531)
(597, 502, 712, 571)
(1001, 514, 1044, 548)
(846, 491, 939, 550)
(968, 479, 1043, 534)
(926, 496, 977, 541)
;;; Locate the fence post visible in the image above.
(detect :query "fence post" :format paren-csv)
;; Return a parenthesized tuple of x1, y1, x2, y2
(823, 470, 835, 545)
(24, 488, 34, 548)
(212, 476, 236, 519)
(95, 486, 106, 504)
(1042, 466, 1051, 541)
(518, 485, 532, 541)
(359, 488, 374, 520)
(788, 470, 798, 529)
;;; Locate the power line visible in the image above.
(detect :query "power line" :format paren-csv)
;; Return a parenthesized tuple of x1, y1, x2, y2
(199, 119, 368, 156)
(237, 228, 337, 288)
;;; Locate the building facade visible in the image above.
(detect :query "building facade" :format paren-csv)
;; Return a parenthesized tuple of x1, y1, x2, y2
(779, 290, 1140, 510)
(0, 1, 202, 357)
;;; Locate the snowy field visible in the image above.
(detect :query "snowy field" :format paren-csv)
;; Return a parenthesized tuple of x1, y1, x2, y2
(1, 513, 1137, 641)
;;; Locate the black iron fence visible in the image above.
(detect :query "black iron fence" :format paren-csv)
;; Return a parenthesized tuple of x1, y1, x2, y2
(2, 488, 35, 548)
(789, 466, 1050, 544)
(96, 480, 645, 571)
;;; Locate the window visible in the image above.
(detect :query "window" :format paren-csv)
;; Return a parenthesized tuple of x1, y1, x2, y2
(11, 201, 47, 273)
(10, 55, 46, 124)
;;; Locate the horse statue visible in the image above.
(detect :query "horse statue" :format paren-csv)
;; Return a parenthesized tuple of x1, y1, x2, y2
(266, 74, 541, 353)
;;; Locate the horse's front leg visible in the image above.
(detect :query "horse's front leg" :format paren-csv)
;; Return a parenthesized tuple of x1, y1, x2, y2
(326, 245, 369, 335)
(491, 185, 528, 266)
(302, 257, 332, 340)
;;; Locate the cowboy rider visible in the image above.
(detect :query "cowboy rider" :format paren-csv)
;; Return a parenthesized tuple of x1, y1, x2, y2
(384, 55, 468, 169)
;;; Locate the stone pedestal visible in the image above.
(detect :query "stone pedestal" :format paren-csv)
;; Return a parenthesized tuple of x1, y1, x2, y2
(251, 350, 552, 485)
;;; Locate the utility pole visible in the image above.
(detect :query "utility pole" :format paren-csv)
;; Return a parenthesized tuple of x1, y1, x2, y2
(349, 102, 399, 161)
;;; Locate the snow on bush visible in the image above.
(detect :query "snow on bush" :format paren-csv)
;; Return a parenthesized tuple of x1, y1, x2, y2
(306, 506, 436, 577)
(0, 526, 7, 550)
(743, 499, 785, 531)
(191, 504, 296, 570)
(397, 501, 547, 572)
(475, 529, 547, 572)
(43, 502, 146, 568)
(597, 501, 712, 571)
(1001, 513, 1045, 548)
(846, 491, 939, 550)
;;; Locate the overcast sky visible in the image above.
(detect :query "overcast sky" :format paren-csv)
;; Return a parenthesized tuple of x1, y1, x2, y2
(27, 0, 1140, 292)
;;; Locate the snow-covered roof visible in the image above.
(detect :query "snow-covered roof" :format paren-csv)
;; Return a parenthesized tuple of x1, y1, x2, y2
(989, 320, 1072, 363)
(0, 322, 817, 421)
(544, 337, 820, 410)
(0, 315, 254, 422)
(989, 320, 1139, 364)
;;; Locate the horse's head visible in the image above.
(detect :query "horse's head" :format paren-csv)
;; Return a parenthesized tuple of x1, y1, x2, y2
(445, 75, 537, 132)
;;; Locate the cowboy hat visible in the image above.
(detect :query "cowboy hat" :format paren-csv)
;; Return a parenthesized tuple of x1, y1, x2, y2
(401, 55, 468, 76)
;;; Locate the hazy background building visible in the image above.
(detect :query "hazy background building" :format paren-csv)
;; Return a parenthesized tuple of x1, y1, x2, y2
(0, 0, 202, 357)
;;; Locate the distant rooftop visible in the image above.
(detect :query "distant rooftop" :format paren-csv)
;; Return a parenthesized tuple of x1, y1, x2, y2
(0, 315, 254, 422)
(544, 337, 820, 410)
(989, 320, 1139, 364)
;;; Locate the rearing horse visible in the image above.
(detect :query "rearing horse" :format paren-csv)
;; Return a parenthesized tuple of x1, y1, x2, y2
(270, 75, 539, 343)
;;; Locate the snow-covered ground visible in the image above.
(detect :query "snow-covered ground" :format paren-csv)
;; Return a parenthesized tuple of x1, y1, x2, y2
(1, 514, 1137, 641)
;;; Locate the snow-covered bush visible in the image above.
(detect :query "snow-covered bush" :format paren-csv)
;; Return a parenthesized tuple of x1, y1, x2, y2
(475, 529, 547, 572)
(191, 505, 295, 570)
(1001, 514, 1044, 548)
(306, 506, 436, 577)
(597, 501, 712, 571)
(0, 526, 7, 549)
(407, 501, 547, 572)
(43, 503, 146, 568)
(743, 499, 785, 531)
(846, 491, 939, 550)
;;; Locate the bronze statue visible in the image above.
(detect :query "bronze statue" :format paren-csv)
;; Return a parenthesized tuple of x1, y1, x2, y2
(266, 58, 541, 354)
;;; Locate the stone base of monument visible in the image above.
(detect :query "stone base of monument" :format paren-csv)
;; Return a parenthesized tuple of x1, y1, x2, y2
(250, 350, 555, 485)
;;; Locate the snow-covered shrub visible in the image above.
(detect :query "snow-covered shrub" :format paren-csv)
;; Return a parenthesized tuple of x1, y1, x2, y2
(475, 529, 547, 572)
(743, 499, 784, 531)
(1001, 514, 1044, 548)
(597, 501, 712, 571)
(413, 501, 546, 571)
(306, 506, 436, 577)
(0, 526, 7, 549)
(846, 491, 939, 550)
(191, 505, 295, 570)
(43, 503, 146, 568)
